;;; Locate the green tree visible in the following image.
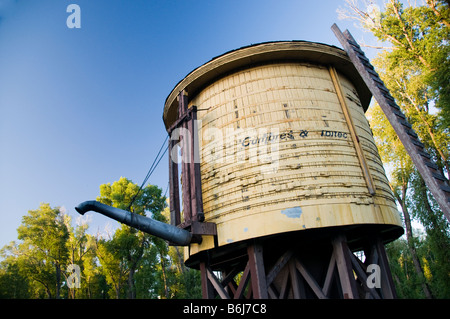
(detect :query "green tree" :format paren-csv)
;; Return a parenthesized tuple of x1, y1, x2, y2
(0, 179, 199, 299)
(64, 215, 107, 299)
(0, 203, 108, 299)
(161, 206, 202, 299)
(134, 241, 160, 298)
(0, 243, 31, 298)
(94, 234, 128, 298)
(95, 177, 166, 298)
(368, 103, 434, 298)
(339, 0, 450, 125)
(14, 203, 70, 298)
(78, 234, 108, 299)
(93, 177, 202, 299)
(409, 172, 450, 298)
(340, 0, 450, 298)
(386, 236, 427, 298)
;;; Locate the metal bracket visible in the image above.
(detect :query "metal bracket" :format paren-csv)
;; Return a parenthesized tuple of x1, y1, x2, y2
(168, 221, 217, 245)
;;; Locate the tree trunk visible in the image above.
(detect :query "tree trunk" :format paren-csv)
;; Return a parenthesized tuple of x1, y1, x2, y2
(394, 186, 434, 299)
(55, 263, 61, 299)
(128, 267, 136, 299)
(158, 247, 169, 299)
(174, 246, 186, 274)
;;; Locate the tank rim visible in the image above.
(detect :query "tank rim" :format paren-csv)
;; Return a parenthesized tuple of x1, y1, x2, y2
(163, 40, 372, 130)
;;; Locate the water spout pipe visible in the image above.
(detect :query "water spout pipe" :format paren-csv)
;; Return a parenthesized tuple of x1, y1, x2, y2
(75, 200, 192, 246)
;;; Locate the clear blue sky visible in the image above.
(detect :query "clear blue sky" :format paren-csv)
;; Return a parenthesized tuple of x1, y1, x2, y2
(0, 0, 381, 248)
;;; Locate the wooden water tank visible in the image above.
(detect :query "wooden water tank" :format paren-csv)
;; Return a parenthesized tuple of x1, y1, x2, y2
(163, 41, 403, 266)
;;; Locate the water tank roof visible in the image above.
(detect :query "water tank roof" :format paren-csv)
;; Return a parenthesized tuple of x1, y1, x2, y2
(163, 40, 372, 130)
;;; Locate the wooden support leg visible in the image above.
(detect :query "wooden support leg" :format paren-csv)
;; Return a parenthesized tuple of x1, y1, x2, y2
(247, 243, 268, 299)
(332, 234, 359, 299)
(168, 136, 181, 226)
(200, 261, 214, 299)
(375, 237, 397, 299)
(234, 262, 251, 299)
(188, 106, 204, 222)
(178, 91, 192, 223)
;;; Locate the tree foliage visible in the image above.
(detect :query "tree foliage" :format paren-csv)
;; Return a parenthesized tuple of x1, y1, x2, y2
(0, 178, 201, 299)
(341, 0, 449, 298)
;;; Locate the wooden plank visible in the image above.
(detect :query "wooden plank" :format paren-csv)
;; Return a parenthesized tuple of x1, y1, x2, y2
(247, 243, 268, 299)
(365, 242, 379, 267)
(277, 267, 290, 299)
(267, 285, 279, 299)
(294, 259, 327, 299)
(181, 134, 192, 222)
(178, 90, 189, 115)
(227, 280, 237, 297)
(332, 234, 359, 299)
(246, 279, 253, 299)
(189, 106, 205, 222)
(332, 23, 450, 220)
(375, 237, 397, 299)
(200, 261, 214, 299)
(322, 250, 337, 297)
(187, 111, 199, 222)
(167, 109, 191, 135)
(234, 262, 251, 299)
(191, 221, 217, 236)
(265, 250, 294, 286)
(349, 252, 381, 299)
(178, 91, 193, 223)
(288, 259, 301, 299)
(221, 265, 241, 296)
(175, 90, 206, 225)
(329, 65, 376, 196)
(207, 267, 230, 299)
(168, 136, 181, 226)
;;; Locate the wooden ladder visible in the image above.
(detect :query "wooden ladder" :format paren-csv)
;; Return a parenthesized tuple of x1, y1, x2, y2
(332, 23, 450, 220)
